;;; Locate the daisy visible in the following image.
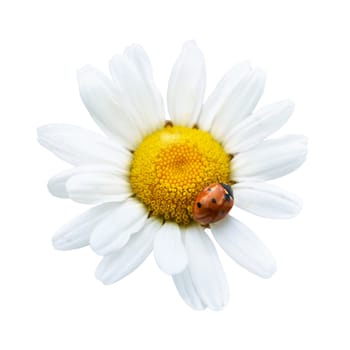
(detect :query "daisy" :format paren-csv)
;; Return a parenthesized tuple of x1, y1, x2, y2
(38, 41, 307, 310)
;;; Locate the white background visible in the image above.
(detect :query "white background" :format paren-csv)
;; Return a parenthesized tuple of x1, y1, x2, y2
(1, 0, 349, 349)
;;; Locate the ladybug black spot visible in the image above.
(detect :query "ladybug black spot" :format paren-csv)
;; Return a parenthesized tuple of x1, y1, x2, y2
(211, 198, 217, 204)
(207, 188, 212, 192)
(197, 202, 202, 208)
(220, 210, 226, 214)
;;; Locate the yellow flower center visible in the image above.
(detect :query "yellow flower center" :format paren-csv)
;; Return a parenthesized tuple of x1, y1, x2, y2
(129, 124, 231, 225)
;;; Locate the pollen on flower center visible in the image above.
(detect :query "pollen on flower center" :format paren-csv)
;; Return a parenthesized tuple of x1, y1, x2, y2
(129, 124, 231, 225)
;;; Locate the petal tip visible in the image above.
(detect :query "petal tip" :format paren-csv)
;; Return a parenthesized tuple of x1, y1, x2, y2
(298, 134, 309, 145)
(286, 196, 303, 219)
(95, 269, 110, 285)
(77, 64, 95, 75)
(36, 125, 45, 137)
(183, 39, 198, 48)
(95, 262, 116, 286)
(52, 234, 66, 251)
(36, 124, 52, 143)
(124, 43, 143, 54)
(283, 99, 296, 117)
(260, 263, 278, 279)
(240, 60, 252, 70)
(208, 304, 227, 311)
(255, 67, 267, 82)
(76, 64, 95, 82)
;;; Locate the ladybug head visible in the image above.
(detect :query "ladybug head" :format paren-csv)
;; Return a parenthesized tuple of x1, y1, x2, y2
(220, 182, 234, 199)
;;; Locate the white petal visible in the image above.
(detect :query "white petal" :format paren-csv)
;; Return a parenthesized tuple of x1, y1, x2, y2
(77, 65, 143, 150)
(96, 218, 162, 285)
(167, 41, 206, 127)
(48, 164, 129, 198)
(184, 225, 229, 310)
(173, 269, 206, 310)
(66, 167, 131, 204)
(224, 100, 295, 153)
(37, 124, 131, 166)
(53, 203, 117, 250)
(232, 135, 308, 181)
(210, 68, 266, 142)
(233, 182, 302, 219)
(110, 44, 164, 135)
(90, 198, 148, 256)
(211, 216, 277, 278)
(153, 222, 188, 275)
(198, 61, 252, 131)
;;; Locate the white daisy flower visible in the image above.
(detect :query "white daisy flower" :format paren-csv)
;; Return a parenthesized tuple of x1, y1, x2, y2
(38, 41, 308, 310)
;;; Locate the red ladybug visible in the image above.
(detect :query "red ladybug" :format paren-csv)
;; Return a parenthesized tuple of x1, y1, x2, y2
(192, 183, 234, 225)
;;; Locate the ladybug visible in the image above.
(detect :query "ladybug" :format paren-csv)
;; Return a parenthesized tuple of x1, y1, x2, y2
(192, 183, 234, 225)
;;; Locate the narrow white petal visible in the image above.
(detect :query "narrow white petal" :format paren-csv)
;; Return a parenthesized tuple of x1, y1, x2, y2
(77, 65, 143, 150)
(48, 164, 129, 199)
(224, 100, 295, 153)
(90, 198, 148, 256)
(233, 182, 302, 219)
(110, 45, 164, 134)
(167, 41, 206, 126)
(184, 225, 229, 310)
(37, 124, 131, 166)
(198, 61, 252, 131)
(173, 269, 206, 310)
(53, 203, 117, 250)
(153, 222, 188, 275)
(66, 168, 131, 204)
(233, 135, 308, 181)
(211, 216, 277, 278)
(210, 68, 266, 142)
(96, 218, 162, 285)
